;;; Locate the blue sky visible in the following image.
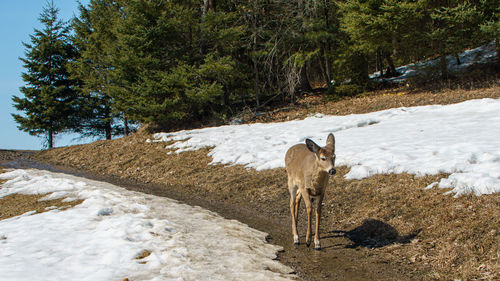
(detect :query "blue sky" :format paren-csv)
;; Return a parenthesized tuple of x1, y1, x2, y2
(1, 0, 90, 150)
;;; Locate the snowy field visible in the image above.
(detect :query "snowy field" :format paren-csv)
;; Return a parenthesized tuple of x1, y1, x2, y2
(0, 169, 293, 281)
(153, 98, 500, 197)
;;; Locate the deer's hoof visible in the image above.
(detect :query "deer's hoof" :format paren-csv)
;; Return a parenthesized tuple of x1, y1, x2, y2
(314, 246, 321, 251)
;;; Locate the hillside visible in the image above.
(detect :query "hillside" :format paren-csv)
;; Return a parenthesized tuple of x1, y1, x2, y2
(29, 84, 500, 280)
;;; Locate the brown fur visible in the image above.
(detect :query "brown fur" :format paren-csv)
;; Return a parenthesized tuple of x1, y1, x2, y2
(285, 133, 336, 249)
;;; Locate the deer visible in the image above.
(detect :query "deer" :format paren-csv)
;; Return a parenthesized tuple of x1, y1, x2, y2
(285, 133, 336, 250)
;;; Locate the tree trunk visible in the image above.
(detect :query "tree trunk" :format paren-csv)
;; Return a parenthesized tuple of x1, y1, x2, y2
(384, 52, 397, 78)
(124, 116, 129, 136)
(201, 0, 209, 17)
(209, 0, 216, 11)
(317, 55, 327, 85)
(200, 0, 216, 55)
(104, 109, 112, 140)
(439, 52, 448, 79)
(496, 39, 500, 67)
(323, 46, 331, 84)
(252, 0, 260, 108)
(455, 54, 461, 65)
(48, 130, 53, 149)
(200, 0, 209, 55)
(322, 2, 332, 84)
(298, 65, 312, 92)
(298, 0, 304, 18)
(253, 57, 260, 108)
(376, 48, 384, 77)
(105, 121, 112, 140)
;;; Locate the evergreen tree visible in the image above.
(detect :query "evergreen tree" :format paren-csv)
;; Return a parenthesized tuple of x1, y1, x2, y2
(12, 1, 79, 149)
(108, 0, 247, 128)
(198, 1, 250, 108)
(71, 0, 123, 139)
(282, 0, 343, 98)
(63, 0, 498, 133)
(110, 0, 198, 126)
(426, 0, 483, 78)
(338, 0, 422, 78)
(479, 0, 499, 66)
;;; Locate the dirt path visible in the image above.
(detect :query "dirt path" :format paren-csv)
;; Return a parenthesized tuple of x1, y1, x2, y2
(1, 151, 421, 281)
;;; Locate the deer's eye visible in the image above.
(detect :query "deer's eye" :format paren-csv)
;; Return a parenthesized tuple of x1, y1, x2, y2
(320, 157, 326, 161)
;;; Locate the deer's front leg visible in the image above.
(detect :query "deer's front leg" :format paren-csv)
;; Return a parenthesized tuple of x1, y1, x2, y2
(301, 189, 313, 247)
(288, 182, 299, 245)
(314, 195, 324, 250)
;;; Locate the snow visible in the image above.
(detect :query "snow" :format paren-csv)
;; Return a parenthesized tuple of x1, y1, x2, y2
(370, 41, 498, 83)
(153, 98, 500, 197)
(0, 169, 293, 281)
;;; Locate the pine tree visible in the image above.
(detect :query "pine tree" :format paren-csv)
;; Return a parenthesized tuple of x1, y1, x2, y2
(480, 0, 500, 66)
(71, 0, 124, 140)
(338, 0, 422, 78)
(107, 0, 246, 128)
(12, 1, 79, 149)
(282, 0, 342, 97)
(59, 0, 496, 132)
(109, 0, 196, 126)
(426, 1, 483, 78)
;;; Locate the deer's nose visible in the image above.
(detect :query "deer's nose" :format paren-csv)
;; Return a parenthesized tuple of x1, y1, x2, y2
(329, 168, 336, 175)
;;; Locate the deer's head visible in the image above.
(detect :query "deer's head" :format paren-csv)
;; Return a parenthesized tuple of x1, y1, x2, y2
(305, 133, 336, 175)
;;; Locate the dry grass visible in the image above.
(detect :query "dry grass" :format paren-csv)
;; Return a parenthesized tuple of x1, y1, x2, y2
(34, 84, 500, 280)
(135, 250, 152, 264)
(0, 149, 35, 161)
(325, 168, 500, 280)
(0, 193, 84, 221)
(0, 168, 83, 221)
(36, 137, 500, 280)
(244, 83, 500, 124)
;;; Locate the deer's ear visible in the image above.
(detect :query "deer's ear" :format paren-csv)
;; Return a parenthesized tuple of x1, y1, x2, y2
(326, 133, 335, 149)
(306, 139, 320, 153)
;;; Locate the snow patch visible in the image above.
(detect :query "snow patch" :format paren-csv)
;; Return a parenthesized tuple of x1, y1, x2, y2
(0, 169, 293, 281)
(153, 98, 500, 196)
(370, 42, 497, 83)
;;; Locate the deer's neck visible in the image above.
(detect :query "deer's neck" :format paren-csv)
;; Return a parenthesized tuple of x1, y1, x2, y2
(307, 168, 329, 196)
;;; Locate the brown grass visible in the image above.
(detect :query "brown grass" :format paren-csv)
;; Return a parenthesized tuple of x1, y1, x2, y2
(328, 169, 500, 280)
(0, 193, 84, 221)
(36, 137, 500, 280)
(0, 168, 83, 221)
(0, 149, 35, 161)
(135, 250, 152, 264)
(34, 84, 500, 280)
(243, 83, 500, 124)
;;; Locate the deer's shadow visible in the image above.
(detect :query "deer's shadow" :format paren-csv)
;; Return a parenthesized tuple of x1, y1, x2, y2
(324, 218, 421, 249)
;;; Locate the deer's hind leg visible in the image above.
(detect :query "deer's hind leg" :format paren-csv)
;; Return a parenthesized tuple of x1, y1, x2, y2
(294, 190, 302, 223)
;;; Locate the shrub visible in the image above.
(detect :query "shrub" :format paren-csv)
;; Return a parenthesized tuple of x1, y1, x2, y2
(335, 84, 364, 97)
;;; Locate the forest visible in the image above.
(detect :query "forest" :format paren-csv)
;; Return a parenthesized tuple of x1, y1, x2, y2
(12, 0, 499, 148)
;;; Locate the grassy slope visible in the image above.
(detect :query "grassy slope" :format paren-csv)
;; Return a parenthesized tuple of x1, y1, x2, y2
(36, 84, 500, 280)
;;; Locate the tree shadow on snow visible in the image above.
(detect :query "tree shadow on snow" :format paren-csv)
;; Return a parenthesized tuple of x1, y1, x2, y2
(324, 218, 421, 249)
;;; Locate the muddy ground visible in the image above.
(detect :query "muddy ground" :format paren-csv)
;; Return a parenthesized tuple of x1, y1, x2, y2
(1, 85, 499, 280)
